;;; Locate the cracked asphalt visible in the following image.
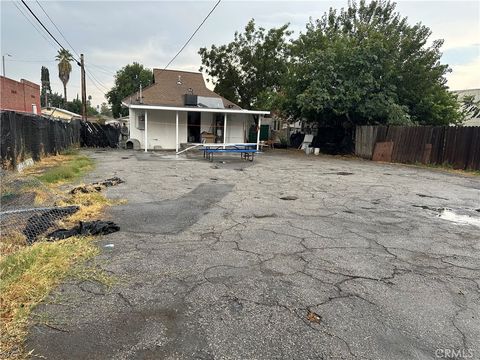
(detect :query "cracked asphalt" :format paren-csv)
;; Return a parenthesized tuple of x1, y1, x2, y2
(28, 149, 480, 360)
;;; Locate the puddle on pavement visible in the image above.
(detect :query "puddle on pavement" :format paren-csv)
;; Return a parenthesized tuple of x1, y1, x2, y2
(414, 205, 480, 227)
(438, 209, 480, 227)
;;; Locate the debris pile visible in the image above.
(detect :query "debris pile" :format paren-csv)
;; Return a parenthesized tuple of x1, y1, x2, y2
(1, 175, 123, 246)
(70, 177, 124, 194)
(47, 220, 120, 240)
(23, 206, 80, 244)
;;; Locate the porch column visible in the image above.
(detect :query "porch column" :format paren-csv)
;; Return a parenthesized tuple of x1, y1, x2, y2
(223, 113, 227, 149)
(144, 110, 148, 152)
(256, 115, 262, 151)
(175, 111, 179, 153)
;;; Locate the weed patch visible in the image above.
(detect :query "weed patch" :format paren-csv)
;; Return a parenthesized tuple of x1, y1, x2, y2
(0, 236, 111, 359)
(37, 156, 93, 184)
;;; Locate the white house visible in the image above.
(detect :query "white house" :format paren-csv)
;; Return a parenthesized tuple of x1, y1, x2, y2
(41, 107, 82, 122)
(122, 69, 269, 152)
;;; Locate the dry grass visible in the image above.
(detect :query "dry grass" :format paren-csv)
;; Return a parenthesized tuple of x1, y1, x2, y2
(0, 150, 122, 359)
(58, 191, 126, 227)
(0, 232, 27, 256)
(20, 152, 93, 185)
(21, 154, 76, 177)
(0, 236, 110, 359)
(0, 232, 27, 258)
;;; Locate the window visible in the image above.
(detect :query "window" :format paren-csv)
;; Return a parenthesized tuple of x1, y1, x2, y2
(136, 114, 145, 130)
(272, 120, 281, 131)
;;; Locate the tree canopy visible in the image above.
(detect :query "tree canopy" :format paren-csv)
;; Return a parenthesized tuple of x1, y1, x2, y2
(199, 0, 462, 126)
(64, 96, 98, 116)
(106, 63, 153, 118)
(199, 19, 292, 109)
(55, 49, 74, 104)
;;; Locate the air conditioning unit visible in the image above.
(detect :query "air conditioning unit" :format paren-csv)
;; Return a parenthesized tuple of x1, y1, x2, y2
(185, 94, 198, 106)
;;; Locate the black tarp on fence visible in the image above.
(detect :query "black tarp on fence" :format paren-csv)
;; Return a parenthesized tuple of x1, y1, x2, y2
(1, 110, 120, 170)
(80, 121, 120, 148)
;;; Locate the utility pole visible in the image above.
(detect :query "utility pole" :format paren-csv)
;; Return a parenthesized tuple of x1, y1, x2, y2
(80, 54, 87, 121)
(2, 53, 12, 77)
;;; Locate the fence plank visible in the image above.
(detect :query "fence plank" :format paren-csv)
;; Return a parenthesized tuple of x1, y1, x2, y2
(355, 125, 479, 170)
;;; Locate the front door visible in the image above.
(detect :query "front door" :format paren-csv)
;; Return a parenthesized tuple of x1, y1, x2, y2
(187, 112, 201, 143)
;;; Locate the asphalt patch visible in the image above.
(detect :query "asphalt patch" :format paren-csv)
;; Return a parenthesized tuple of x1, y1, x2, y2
(109, 183, 234, 234)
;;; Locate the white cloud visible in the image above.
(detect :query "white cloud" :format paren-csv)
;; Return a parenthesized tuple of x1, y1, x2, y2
(446, 56, 480, 90)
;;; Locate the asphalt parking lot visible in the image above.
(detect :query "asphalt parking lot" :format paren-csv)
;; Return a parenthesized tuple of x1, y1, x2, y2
(28, 149, 480, 360)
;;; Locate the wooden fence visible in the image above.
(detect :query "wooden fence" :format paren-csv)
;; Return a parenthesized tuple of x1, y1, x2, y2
(355, 125, 480, 170)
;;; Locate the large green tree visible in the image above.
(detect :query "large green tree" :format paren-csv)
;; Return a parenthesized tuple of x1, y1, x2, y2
(55, 49, 74, 105)
(46, 92, 64, 108)
(199, 19, 292, 109)
(280, 0, 462, 126)
(106, 63, 153, 118)
(65, 96, 98, 116)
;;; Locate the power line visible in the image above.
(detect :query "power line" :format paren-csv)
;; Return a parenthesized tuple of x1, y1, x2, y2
(85, 71, 109, 97)
(32, 1, 111, 91)
(12, 1, 58, 51)
(20, 0, 71, 55)
(85, 66, 110, 90)
(35, 0, 81, 59)
(163, 0, 222, 70)
(88, 64, 117, 76)
(5, 59, 56, 63)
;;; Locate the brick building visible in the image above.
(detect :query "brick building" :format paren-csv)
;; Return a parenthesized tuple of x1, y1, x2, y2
(0, 76, 41, 114)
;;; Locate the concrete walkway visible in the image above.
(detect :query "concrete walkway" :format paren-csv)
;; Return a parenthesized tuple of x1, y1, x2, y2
(28, 149, 480, 359)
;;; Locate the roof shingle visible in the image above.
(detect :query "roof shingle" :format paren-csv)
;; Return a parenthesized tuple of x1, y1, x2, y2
(123, 69, 241, 109)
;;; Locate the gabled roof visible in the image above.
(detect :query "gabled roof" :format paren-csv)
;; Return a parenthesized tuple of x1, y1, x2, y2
(122, 69, 241, 110)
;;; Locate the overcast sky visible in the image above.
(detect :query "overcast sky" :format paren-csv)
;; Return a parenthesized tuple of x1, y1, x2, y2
(1, 0, 479, 108)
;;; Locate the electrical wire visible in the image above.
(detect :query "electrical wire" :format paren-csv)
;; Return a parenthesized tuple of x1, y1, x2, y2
(35, 0, 81, 59)
(85, 67, 110, 91)
(88, 63, 117, 76)
(20, 0, 70, 54)
(5, 58, 56, 63)
(85, 72, 109, 97)
(163, 0, 222, 70)
(32, 0, 112, 91)
(12, 1, 59, 51)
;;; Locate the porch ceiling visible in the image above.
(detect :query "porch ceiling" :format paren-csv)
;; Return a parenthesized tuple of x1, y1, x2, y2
(123, 102, 270, 116)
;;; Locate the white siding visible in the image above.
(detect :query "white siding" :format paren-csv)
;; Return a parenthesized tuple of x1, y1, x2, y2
(226, 113, 250, 143)
(127, 109, 254, 149)
(146, 110, 187, 149)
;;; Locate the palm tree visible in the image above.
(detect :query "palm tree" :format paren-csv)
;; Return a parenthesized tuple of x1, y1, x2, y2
(55, 49, 74, 105)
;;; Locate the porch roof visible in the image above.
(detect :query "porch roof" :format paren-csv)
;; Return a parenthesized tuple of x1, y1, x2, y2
(123, 103, 270, 116)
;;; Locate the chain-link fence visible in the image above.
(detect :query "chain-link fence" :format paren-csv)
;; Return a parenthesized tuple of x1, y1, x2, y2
(0, 172, 78, 246)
